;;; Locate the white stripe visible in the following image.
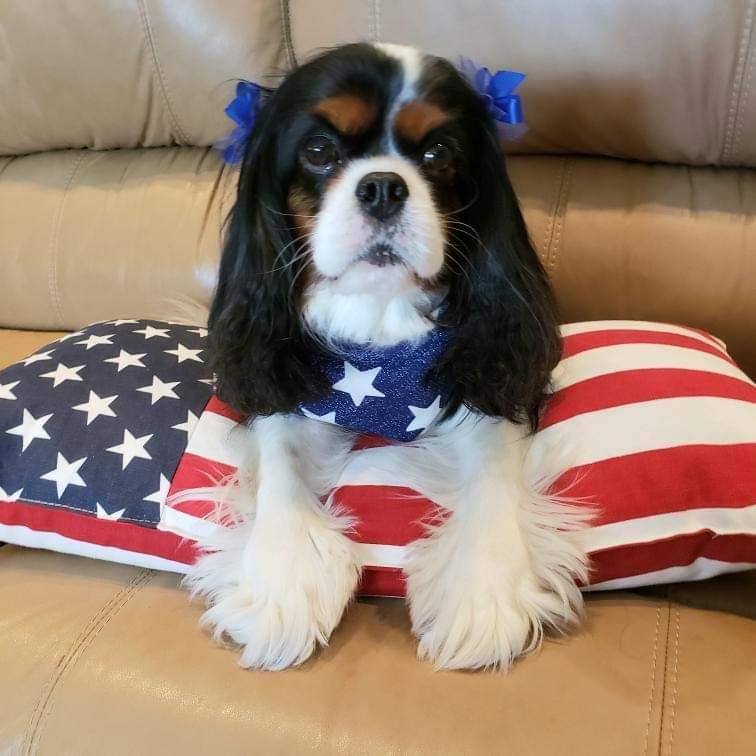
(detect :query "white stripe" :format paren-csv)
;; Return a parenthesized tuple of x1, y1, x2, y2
(584, 557, 755, 591)
(0, 523, 190, 574)
(157, 508, 413, 571)
(375, 43, 422, 104)
(355, 541, 408, 569)
(375, 43, 423, 156)
(159, 505, 219, 540)
(582, 505, 756, 552)
(157, 506, 410, 569)
(552, 343, 751, 391)
(560, 320, 727, 351)
(186, 410, 246, 467)
(530, 396, 756, 469)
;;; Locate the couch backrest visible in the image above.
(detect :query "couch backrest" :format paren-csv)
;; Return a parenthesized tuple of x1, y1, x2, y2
(4, 0, 756, 166)
(1, 1, 755, 374)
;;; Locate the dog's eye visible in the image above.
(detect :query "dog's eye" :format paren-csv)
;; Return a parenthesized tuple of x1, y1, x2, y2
(302, 135, 340, 171)
(422, 143, 453, 170)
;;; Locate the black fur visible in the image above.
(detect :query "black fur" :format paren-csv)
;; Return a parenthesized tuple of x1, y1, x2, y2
(208, 45, 401, 416)
(209, 44, 561, 430)
(420, 59, 562, 430)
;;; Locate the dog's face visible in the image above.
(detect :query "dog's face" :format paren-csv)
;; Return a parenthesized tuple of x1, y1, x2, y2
(265, 44, 491, 344)
(293, 46, 451, 285)
(211, 43, 561, 427)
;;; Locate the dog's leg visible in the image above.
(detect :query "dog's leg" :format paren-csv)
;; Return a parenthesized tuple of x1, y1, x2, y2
(189, 414, 361, 670)
(404, 417, 588, 670)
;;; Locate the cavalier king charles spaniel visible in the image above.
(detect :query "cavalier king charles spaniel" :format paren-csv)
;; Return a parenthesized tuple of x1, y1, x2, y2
(187, 43, 588, 670)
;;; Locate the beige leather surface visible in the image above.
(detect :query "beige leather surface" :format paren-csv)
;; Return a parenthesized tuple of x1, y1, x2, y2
(0, 0, 284, 154)
(0, 149, 232, 331)
(509, 156, 756, 379)
(0, 546, 754, 756)
(289, 0, 756, 166)
(0, 330, 68, 368)
(3, 150, 755, 377)
(3, 1, 756, 166)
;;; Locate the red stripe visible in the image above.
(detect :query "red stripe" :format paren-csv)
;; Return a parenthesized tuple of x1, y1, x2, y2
(353, 434, 392, 451)
(168, 451, 236, 517)
(358, 566, 406, 597)
(0, 499, 197, 564)
(561, 329, 732, 362)
(359, 533, 756, 597)
(335, 485, 441, 545)
(543, 369, 756, 428)
(589, 532, 756, 584)
(552, 443, 756, 525)
(205, 396, 245, 422)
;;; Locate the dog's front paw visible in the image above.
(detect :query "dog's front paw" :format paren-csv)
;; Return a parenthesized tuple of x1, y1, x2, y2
(196, 508, 361, 670)
(405, 521, 583, 671)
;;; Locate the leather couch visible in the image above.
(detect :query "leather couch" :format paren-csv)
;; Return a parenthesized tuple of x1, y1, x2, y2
(1, 2, 754, 753)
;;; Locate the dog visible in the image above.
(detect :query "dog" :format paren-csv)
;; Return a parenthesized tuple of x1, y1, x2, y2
(186, 42, 588, 671)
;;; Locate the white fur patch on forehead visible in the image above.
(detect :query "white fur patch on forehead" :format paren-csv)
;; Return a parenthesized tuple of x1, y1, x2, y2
(374, 43, 423, 104)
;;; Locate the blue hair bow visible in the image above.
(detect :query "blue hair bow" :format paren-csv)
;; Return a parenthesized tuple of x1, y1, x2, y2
(458, 57, 526, 126)
(216, 80, 264, 165)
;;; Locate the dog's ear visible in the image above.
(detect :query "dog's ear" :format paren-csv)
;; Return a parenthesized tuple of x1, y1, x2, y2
(435, 125, 562, 431)
(208, 98, 328, 417)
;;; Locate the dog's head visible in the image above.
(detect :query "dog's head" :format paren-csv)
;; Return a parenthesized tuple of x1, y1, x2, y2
(210, 43, 561, 428)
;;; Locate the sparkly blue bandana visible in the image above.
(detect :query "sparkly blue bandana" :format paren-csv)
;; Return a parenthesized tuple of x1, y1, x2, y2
(297, 327, 452, 442)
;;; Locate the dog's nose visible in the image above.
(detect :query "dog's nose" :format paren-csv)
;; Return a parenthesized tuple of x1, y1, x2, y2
(355, 172, 409, 221)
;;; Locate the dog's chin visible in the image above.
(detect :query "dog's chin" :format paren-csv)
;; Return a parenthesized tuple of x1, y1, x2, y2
(330, 259, 417, 296)
(304, 252, 438, 346)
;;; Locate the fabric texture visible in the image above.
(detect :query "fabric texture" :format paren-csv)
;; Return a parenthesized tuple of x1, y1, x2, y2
(1, 320, 755, 595)
(298, 326, 451, 442)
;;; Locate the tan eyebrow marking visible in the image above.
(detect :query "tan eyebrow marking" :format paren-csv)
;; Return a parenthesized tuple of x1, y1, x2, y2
(312, 94, 377, 135)
(394, 101, 449, 143)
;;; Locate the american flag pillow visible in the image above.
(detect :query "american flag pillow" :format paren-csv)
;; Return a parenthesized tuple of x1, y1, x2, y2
(0, 319, 754, 596)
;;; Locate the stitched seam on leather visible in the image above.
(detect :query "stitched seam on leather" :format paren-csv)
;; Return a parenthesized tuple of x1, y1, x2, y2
(642, 606, 663, 756)
(280, 0, 297, 69)
(665, 608, 681, 756)
(24, 570, 155, 755)
(137, 0, 190, 145)
(550, 158, 572, 275)
(541, 158, 565, 268)
(733, 32, 756, 162)
(723, 0, 755, 163)
(47, 152, 85, 328)
(368, 1, 374, 42)
(654, 598, 674, 756)
(544, 158, 572, 275)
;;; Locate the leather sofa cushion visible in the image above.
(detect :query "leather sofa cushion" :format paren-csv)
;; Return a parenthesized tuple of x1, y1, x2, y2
(0, 0, 284, 155)
(1, 543, 754, 755)
(2, 151, 755, 378)
(4, 1, 756, 166)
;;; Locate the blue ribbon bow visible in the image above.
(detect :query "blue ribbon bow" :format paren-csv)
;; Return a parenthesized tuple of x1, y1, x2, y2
(216, 80, 263, 165)
(458, 57, 526, 126)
